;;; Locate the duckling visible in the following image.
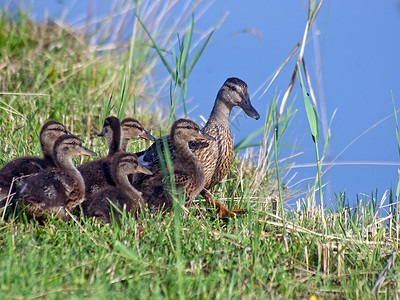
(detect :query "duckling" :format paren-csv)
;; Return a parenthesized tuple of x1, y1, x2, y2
(79, 116, 154, 197)
(120, 118, 155, 152)
(82, 152, 152, 224)
(137, 78, 260, 217)
(16, 135, 97, 222)
(78, 116, 122, 196)
(138, 119, 214, 215)
(0, 120, 70, 202)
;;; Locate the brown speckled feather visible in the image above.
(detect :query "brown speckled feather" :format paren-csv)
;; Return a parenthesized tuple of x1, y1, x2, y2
(18, 168, 83, 221)
(192, 122, 233, 189)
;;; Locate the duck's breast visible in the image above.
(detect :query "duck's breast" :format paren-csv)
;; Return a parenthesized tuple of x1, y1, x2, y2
(192, 123, 233, 189)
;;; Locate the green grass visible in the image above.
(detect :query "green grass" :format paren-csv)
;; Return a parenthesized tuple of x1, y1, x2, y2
(0, 5, 399, 299)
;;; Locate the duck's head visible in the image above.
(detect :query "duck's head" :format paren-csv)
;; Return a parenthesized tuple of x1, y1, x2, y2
(121, 118, 156, 141)
(53, 135, 97, 163)
(111, 152, 153, 177)
(171, 119, 215, 145)
(40, 120, 71, 157)
(98, 116, 121, 153)
(218, 77, 260, 120)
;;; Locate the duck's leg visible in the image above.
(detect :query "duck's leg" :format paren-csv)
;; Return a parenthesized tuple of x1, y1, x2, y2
(200, 189, 246, 218)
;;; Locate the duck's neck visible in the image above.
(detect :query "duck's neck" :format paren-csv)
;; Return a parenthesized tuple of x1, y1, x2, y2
(120, 137, 130, 153)
(107, 131, 121, 157)
(206, 98, 233, 126)
(55, 155, 85, 194)
(42, 143, 56, 166)
(114, 172, 144, 208)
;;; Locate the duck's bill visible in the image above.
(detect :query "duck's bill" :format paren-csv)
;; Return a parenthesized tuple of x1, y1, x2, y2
(139, 129, 156, 141)
(136, 164, 153, 175)
(79, 147, 98, 157)
(195, 132, 216, 141)
(239, 96, 260, 120)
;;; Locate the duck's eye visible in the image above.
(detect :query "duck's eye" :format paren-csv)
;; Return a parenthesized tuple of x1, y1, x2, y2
(186, 125, 192, 130)
(230, 85, 237, 92)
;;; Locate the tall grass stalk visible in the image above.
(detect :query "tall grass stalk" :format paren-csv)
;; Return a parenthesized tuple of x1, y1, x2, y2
(297, 61, 327, 227)
(155, 135, 186, 298)
(392, 96, 400, 248)
(273, 112, 289, 251)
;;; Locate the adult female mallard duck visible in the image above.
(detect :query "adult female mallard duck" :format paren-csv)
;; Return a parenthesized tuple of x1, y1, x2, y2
(82, 152, 152, 224)
(79, 116, 154, 197)
(138, 119, 214, 215)
(16, 134, 97, 222)
(0, 120, 70, 202)
(137, 78, 260, 217)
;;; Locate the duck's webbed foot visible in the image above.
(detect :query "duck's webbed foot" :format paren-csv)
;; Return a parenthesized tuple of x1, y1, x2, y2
(200, 189, 247, 218)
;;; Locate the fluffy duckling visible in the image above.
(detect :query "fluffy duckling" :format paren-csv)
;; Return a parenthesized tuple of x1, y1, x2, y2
(79, 116, 154, 197)
(16, 135, 97, 222)
(137, 78, 260, 217)
(0, 120, 70, 201)
(82, 152, 152, 224)
(120, 118, 155, 152)
(78, 116, 122, 196)
(138, 119, 214, 215)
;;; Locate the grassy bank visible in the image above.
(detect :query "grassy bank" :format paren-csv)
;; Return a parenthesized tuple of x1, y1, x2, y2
(0, 6, 399, 300)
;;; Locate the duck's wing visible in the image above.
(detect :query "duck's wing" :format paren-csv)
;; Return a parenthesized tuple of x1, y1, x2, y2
(137, 134, 209, 170)
(137, 136, 174, 170)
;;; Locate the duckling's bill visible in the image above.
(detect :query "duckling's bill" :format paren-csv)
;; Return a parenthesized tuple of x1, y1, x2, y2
(195, 132, 215, 141)
(139, 129, 156, 141)
(79, 147, 98, 156)
(136, 164, 153, 175)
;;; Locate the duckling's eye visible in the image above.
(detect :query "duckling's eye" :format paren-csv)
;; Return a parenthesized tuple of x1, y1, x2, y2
(186, 125, 192, 130)
(230, 85, 237, 92)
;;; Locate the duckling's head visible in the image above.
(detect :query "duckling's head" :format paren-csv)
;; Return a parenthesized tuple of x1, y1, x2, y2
(171, 119, 215, 146)
(53, 135, 97, 165)
(111, 152, 153, 178)
(98, 116, 121, 154)
(40, 120, 71, 157)
(121, 118, 156, 141)
(218, 77, 260, 120)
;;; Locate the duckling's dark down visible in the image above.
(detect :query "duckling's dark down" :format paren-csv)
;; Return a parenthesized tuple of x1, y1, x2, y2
(82, 152, 152, 225)
(79, 116, 155, 197)
(78, 116, 121, 197)
(0, 120, 70, 202)
(16, 134, 97, 222)
(138, 119, 214, 215)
